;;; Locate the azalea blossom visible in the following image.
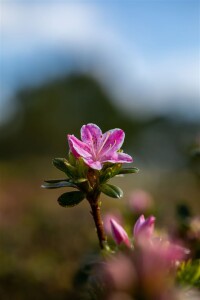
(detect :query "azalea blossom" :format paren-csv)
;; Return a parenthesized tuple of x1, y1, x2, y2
(67, 123, 133, 170)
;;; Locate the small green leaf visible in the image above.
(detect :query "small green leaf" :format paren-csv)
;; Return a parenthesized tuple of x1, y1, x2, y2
(44, 179, 68, 183)
(53, 158, 76, 178)
(53, 158, 68, 172)
(100, 164, 122, 183)
(76, 157, 88, 177)
(73, 178, 88, 184)
(68, 152, 77, 166)
(118, 167, 139, 175)
(100, 184, 123, 199)
(58, 191, 85, 207)
(42, 180, 77, 189)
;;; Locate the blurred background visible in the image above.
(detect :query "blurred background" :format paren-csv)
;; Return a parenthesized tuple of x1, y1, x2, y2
(0, 0, 200, 299)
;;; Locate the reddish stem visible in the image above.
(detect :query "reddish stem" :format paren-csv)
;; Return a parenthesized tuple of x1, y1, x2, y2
(89, 199, 107, 249)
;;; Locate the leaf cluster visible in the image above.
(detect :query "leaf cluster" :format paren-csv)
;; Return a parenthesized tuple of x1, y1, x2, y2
(42, 154, 139, 208)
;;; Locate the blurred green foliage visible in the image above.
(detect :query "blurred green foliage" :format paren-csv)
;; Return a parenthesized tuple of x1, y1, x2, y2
(0, 75, 138, 158)
(177, 260, 200, 289)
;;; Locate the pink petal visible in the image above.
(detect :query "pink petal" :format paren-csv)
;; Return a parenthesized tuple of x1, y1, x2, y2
(67, 135, 92, 159)
(110, 219, 131, 247)
(116, 152, 133, 162)
(82, 158, 102, 170)
(153, 240, 190, 262)
(102, 152, 133, 164)
(143, 216, 156, 237)
(81, 124, 102, 152)
(98, 129, 125, 158)
(165, 244, 190, 262)
(133, 215, 145, 237)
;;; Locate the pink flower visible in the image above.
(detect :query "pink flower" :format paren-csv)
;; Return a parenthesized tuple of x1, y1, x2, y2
(133, 214, 155, 241)
(110, 219, 131, 247)
(67, 123, 133, 170)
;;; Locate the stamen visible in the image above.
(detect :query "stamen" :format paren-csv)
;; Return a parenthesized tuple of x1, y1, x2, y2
(102, 140, 117, 157)
(87, 129, 96, 159)
(97, 132, 111, 157)
(98, 138, 117, 160)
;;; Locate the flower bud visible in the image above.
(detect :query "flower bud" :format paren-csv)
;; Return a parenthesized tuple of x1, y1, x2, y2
(103, 213, 123, 236)
(133, 215, 155, 241)
(110, 219, 130, 247)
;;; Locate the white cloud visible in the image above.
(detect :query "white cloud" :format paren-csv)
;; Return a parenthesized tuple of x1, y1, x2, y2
(1, 2, 199, 121)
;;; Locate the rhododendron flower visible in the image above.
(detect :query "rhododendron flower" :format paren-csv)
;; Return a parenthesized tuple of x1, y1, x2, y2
(67, 123, 133, 170)
(110, 219, 131, 247)
(133, 214, 155, 241)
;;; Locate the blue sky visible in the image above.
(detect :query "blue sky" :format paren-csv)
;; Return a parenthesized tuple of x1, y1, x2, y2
(1, 0, 199, 121)
(103, 1, 199, 57)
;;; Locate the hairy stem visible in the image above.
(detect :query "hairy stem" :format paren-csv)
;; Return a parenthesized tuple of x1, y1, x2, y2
(88, 198, 107, 249)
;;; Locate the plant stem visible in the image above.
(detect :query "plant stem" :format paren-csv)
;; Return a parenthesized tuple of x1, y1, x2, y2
(89, 199, 107, 249)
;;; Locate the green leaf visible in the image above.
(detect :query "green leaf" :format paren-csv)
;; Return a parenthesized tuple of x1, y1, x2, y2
(100, 164, 122, 183)
(53, 158, 68, 172)
(44, 179, 68, 183)
(53, 158, 76, 178)
(73, 178, 88, 184)
(100, 184, 123, 199)
(118, 167, 139, 175)
(68, 152, 77, 166)
(76, 157, 88, 177)
(41, 180, 77, 189)
(58, 191, 85, 207)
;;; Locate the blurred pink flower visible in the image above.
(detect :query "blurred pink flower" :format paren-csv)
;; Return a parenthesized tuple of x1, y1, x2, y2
(110, 219, 131, 247)
(98, 215, 189, 300)
(104, 254, 136, 291)
(128, 190, 153, 213)
(101, 240, 183, 300)
(153, 239, 190, 263)
(133, 214, 155, 241)
(67, 123, 133, 170)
